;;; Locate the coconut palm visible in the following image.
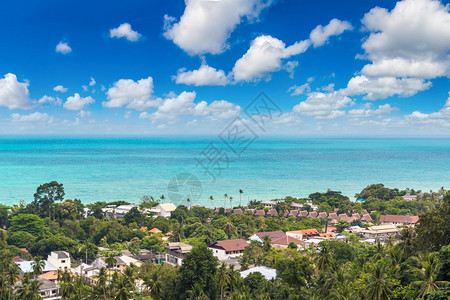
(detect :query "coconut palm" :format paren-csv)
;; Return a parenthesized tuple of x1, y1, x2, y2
(114, 274, 132, 300)
(365, 261, 393, 300)
(187, 282, 209, 300)
(411, 253, 447, 298)
(223, 194, 228, 209)
(95, 267, 108, 299)
(31, 256, 45, 279)
(239, 189, 244, 206)
(217, 263, 231, 300)
(6, 262, 20, 300)
(143, 268, 162, 299)
(315, 244, 334, 272)
(229, 196, 234, 209)
(209, 195, 214, 207)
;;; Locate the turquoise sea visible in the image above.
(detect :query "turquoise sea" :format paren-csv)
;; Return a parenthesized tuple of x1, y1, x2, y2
(0, 137, 449, 207)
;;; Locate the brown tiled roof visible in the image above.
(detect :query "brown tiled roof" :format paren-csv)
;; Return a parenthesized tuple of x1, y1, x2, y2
(318, 212, 328, 219)
(300, 229, 319, 236)
(361, 214, 372, 222)
(352, 213, 361, 220)
(319, 233, 334, 238)
(272, 236, 303, 245)
(288, 210, 299, 217)
(309, 212, 318, 218)
(255, 231, 286, 240)
(210, 239, 248, 252)
(380, 214, 419, 224)
(328, 213, 338, 219)
(225, 208, 233, 213)
(299, 210, 308, 217)
(267, 209, 278, 216)
(233, 209, 243, 214)
(254, 209, 265, 216)
(339, 214, 348, 218)
(149, 228, 162, 234)
(38, 271, 58, 281)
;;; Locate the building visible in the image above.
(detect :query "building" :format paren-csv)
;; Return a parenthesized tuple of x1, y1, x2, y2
(286, 229, 319, 240)
(352, 225, 400, 239)
(248, 231, 286, 243)
(153, 203, 177, 218)
(165, 242, 193, 266)
(402, 195, 417, 201)
(260, 200, 280, 208)
(92, 256, 127, 272)
(16, 260, 57, 274)
(379, 214, 419, 226)
(361, 214, 373, 223)
(272, 236, 304, 249)
(47, 251, 70, 271)
(240, 266, 277, 280)
(36, 278, 61, 299)
(102, 204, 148, 219)
(208, 239, 248, 260)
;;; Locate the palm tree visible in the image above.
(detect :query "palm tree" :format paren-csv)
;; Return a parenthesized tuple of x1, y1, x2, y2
(223, 222, 235, 239)
(187, 282, 209, 300)
(144, 267, 162, 299)
(365, 261, 393, 300)
(95, 267, 108, 299)
(209, 195, 214, 207)
(411, 253, 447, 298)
(397, 226, 416, 259)
(224, 194, 228, 209)
(114, 274, 132, 300)
(315, 244, 334, 272)
(217, 263, 231, 300)
(31, 256, 45, 279)
(160, 194, 165, 202)
(229, 196, 234, 209)
(6, 262, 20, 300)
(105, 253, 117, 283)
(239, 189, 244, 206)
(0, 250, 12, 300)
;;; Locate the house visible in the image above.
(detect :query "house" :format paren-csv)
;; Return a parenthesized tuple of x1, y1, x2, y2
(248, 231, 286, 243)
(298, 210, 308, 217)
(165, 242, 193, 266)
(253, 209, 266, 217)
(92, 256, 127, 272)
(38, 271, 59, 282)
(352, 213, 361, 220)
(153, 203, 177, 218)
(318, 212, 328, 219)
(266, 209, 278, 217)
(102, 204, 149, 219)
(16, 260, 57, 274)
(308, 211, 318, 218)
(272, 236, 304, 249)
(224, 208, 233, 214)
(287, 210, 298, 217)
(352, 225, 400, 239)
(149, 227, 162, 234)
(208, 239, 248, 260)
(379, 214, 419, 226)
(286, 229, 319, 240)
(233, 209, 243, 214)
(73, 263, 101, 278)
(47, 251, 70, 271)
(361, 214, 373, 223)
(240, 266, 277, 280)
(260, 200, 280, 208)
(37, 278, 61, 299)
(402, 195, 417, 201)
(328, 213, 338, 220)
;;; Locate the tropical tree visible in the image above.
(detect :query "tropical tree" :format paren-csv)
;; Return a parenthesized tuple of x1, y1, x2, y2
(31, 256, 45, 279)
(223, 194, 228, 209)
(411, 253, 448, 298)
(239, 189, 244, 206)
(33, 181, 65, 219)
(217, 263, 231, 300)
(365, 260, 394, 300)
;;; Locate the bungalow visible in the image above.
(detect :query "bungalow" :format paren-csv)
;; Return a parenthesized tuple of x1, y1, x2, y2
(352, 213, 361, 220)
(266, 209, 278, 217)
(361, 214, 373, 223)
(272, 236, 304, 249)
(208, 239, 248, 260)
(379, 214, 419, 226)
(260, 200, 280, 208)
(308, 211, 318, 218)
(286, 229, 320, 240)
(224, 208, 233, 214)
(165, 242, 193, 266)
(233, 208, 243, 214)
(402, 195, 417, 201)
(298, 210, 308, 217)
(73, 263, 101, 278)
(16, 260, 57, 274)
(47, 251, 70, 271)
(153, 203, 177, 218)
(287, 210, 299, 217)
(249, 231, 286, 243)
(149, 227, 162, 234)
(318, 212, 328, 219)
(34, 278, 61, 299)
(328, 213, 338, 220)
(253, 209, 266, 217)
(92, 256, 127, 272)
(352, 224, 400, 239)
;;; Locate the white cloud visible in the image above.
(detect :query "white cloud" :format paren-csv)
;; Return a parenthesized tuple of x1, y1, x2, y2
(343, 75, 431, 100)
(38, 95, 62, 105)
(89, 77, 96, 86)
(0, 73, 35, 109)
(78, 110, 92, 118)
(309, 18, 353, 47)
(406, 92, 450, 126)
(174, 64, 229, 86)
(148, 91, 240, 122)
(82, 85, 88, 92)
(293, 91, 353, 119)
(124, 111, 132, 119)
(164, 0, 273, 55)
(103, 77, 161, 110)
(288, 83, 311, 95)
(11, 112, 51, 122)
(53, 85, 68, 93)
(110, 23, 142, 42)
(360, 0, 450, 79)
(232, 35, 311, 82)
(63, 93, 95, 111)
(56, 41, 72, 54)
(348, 103, 397, 117)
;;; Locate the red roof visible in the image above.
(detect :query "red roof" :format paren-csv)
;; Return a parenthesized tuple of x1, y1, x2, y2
(309, 212, 318, 218)
(254, 209, 265, 216)
(361, 214, 372, 222)
(380, 214, 419, 224)
(288, 210, 299, 217)
(267, 209, 278, 216)
(352, 213, 361, 219)
(233, 209, 243, 214)
(210, 239, 248, 252)
(299, 210, 308, 217)
(225, 208, 233, 213)
(300, 229, 319, 235)
(328, 213, 338, 219)
(318, 212, 328, 219)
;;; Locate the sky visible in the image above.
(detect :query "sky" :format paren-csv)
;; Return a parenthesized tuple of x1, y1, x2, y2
(0, 0, 449, 136)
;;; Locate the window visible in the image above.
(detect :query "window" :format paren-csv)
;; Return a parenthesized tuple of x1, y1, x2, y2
(61, 260, 66, 263)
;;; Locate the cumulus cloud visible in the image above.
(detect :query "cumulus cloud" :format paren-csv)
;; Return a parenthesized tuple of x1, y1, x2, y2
(56, 41, 72, 54)
(53, 85, 68, 93)
(343, 75, 431, 100)
(89, 77, 96, 86)
(0, 73, 35, 109)
(292, 91, 353, 119)
(110, 23, 142, 42)
(288, 83, 311, 96)
(174, 64, 230, 86)
(360, 0, 450, 79)
(11, 112, 51, 122)
(38, 95, 62, 106)
(348, 103, 397, 117)
(232, 35, 311, 82)
(406, 92, 450, 126)
(310, 18, 353, 47)
(103, 77, 161, 110)
(146, 91, 240, 122)
(63, 93, 95, 110)
(164, 0, 273, 55)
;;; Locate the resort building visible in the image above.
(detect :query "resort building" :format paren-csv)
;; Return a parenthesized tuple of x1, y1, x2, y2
(248, 231, 286, 243)
(286, 229, 320, 240)
(352, 225, 400, 239)
(47, 251, 70, 271)
(272, 236, 304, 249)
(165, 242, 193, 266)
(152, 203, 177, 218)
(379, 214, 419, 226)
(208, 239, 248, 260)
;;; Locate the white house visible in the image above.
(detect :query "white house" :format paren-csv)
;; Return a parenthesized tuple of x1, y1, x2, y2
(165, 242, 192, 266)
(153, 203, 177, 218)
(47, 251, 70, 270)
(208, 239, 248, 261)
(16, 260, 57, 274)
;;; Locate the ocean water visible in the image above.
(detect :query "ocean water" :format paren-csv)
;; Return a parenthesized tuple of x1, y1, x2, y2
(0, 137, 449, 207)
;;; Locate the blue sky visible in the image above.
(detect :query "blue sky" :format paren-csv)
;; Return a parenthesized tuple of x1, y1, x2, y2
(0, 0, 449, 136)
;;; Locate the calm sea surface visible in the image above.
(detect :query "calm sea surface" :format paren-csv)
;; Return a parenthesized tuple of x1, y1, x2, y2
(0, 137, 449, 206)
